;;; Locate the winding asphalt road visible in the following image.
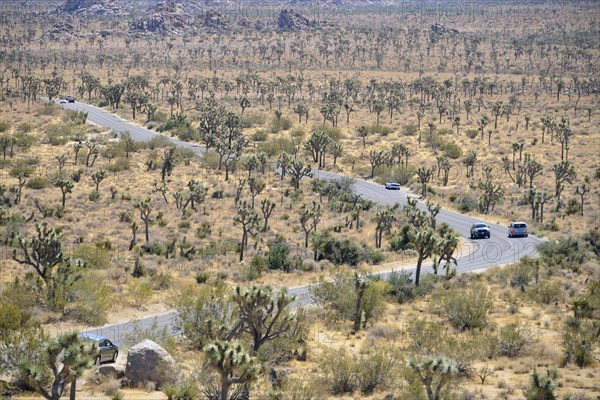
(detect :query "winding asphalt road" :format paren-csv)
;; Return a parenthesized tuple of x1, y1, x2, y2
(57, 101, 541, 347)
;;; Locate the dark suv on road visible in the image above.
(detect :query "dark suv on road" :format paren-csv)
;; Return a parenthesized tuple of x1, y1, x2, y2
(81, 333, 118, 364)
(470, 223, 491, 239)
(65, 96, 75, 103)
(508, 222, 528, 238)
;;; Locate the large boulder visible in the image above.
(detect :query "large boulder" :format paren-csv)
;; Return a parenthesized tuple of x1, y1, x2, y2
(124, 340, 176, 386)
(278, 8, 315, 31)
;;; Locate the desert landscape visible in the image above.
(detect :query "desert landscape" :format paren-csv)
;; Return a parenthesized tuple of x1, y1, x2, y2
(0, 0, 598, 399)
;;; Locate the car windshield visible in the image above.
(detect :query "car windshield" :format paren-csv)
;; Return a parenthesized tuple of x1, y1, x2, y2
(474, 224, 487, 228)
(514, 223, 526, 228)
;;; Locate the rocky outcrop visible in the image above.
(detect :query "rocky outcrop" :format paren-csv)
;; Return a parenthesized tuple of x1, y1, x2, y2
(41, 22, 79, 41)
(129, 2, 193, 35)
(278, 8, 315, 31)
(124, 340, 177, 386)
(59, 0, 128, 17)
(203, 10, 232, 32)
(431, 23, 459, 35)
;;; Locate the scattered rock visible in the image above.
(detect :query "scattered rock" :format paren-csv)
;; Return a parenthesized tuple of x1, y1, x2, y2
(92, 364, 125, 381)
(278, 8, 316, 31)
(202, 10, 232, 33)
(124, 339, 177, 387)
(431, 23, 459, 35)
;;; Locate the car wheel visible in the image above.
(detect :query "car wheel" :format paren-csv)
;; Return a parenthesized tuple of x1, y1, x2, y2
(95, 355, 101, 365)
(487, 234, 490, 239)
(525, 234, 528, 237)
(111, 351, 118, 363)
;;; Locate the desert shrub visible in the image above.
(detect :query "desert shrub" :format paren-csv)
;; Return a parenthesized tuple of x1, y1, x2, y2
(388, 270, 439, 304)
(25, 176, 48, 189)
(145, 135, 173, 149)
(562, 318, 598, 367)
(241, 255, 266, 281)
(354, 346, 398, 394)
(402, 124, 418, 136)
(10, 160, 35, 177)
(250, 129, 268, 142)
(441, 140, 463, 159)
(123, 317, 177, 354)
(270, 116, 293, 133)
(0, 121, 10, 133)
(389, 225, 414, 252)
(496, 323, 536, 357)
(503, 261, 533, 291)
(46, 123, 76, 146)
(437, 127, 453, 135)
(465, 129, 479, 139)
(433, 284, 493, 331)
(257, 137, 295, 157)
(538, 237, 587, 272)
(367, 124, 392, 136)
(266, 235, 292, 272)
(39, 102, 58, 116)
(17, 123, 32, 133)
(72, 245, 111, 269)
(196, 222, 212, 239)
(68, 274, 113, 325)
(63, 110, 87, 125)
(320, 348, 356, 395)
(380, 165, 415, 186)
(312, 230, 366, 266)
(89, 190, 101, 202)
(310, 268, 389, 327)
(583, 227, 600, 256)
(161, 379, 200, 400)
(458, 195, 478, 213)
(128, 280, 153, 308)
(529, 281, 562, 304)
(240, 112, 266, 128)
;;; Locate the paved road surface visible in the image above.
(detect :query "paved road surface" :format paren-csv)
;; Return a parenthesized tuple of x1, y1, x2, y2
(58, 101, 541, 347)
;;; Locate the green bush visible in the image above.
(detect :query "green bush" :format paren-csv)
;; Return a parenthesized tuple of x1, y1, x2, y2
(88, 190, 101, 202)
(529, 281, 562, 305)
(320, 348, 356, 395)
(10, 160, 35, 178)
(240, 113, 266, 128)
(401, 124, 418, 136)
(63, 110, 87, 125)
(458, 195, 478, 213)
(497, 323, 536, 357)
(433, 284, 493, 331)
(25, 176, 49, 189)
(312, 230, 363, 266)
(196, 222, 212, 239)
(251, 129, 268, 142)
(257, 137, 295, 157)
(127, 280, 153, 308)
(68, 274, 113, 325)
(441, 140, 463, 159)
(562, 318, 598, 367)
(270, 116, 293, 133)
(266, 235, 292, 272)
(107, 158, 130, 173)
(0, 121, 10, 133)
(465, 129, 479, 139)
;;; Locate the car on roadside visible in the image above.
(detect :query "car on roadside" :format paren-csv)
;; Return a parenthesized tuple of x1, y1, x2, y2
(470, 223, 490, 239)
(58, 99, 67, 104)
(80, 333, 119, 365)
(65, 95, 75, 103)
(508, 221, 528, 238)
(385, 182, 401, 190)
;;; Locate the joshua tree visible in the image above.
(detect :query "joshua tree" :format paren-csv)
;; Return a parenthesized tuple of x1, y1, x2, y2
(417, 166, 435, 197)
(90, 169, 106, 192)
(18, 333, 96, 400)
(368, 150, 386, 178)
(553, 161, 576, 211)
(288, 159, 312, 190)
(161, 147, 178, 181)
(411, 227, 437, 286)
(203, 341, 258, 400)
(358, 125, 368, 148)
(374, 205, 398, 248)
(232, 285, 296, 351)
(260, 198, 276, 231)
(134, 198, 153, 242)
(54, 176, 74, 209)
(477, 115, 490, 140)
(299, 202, 321, 248)
(247, 177, 265, 209)
(574, 178, 590, 216)
(407, 356, 458, 400)
(524, 158, 544, 188)
(478, 166, 504, 214)
(234, 202, 259, 262)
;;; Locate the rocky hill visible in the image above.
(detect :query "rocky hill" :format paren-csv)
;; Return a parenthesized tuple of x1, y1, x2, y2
(129, 1, 193, 35)
(58, 0, 128, 17)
